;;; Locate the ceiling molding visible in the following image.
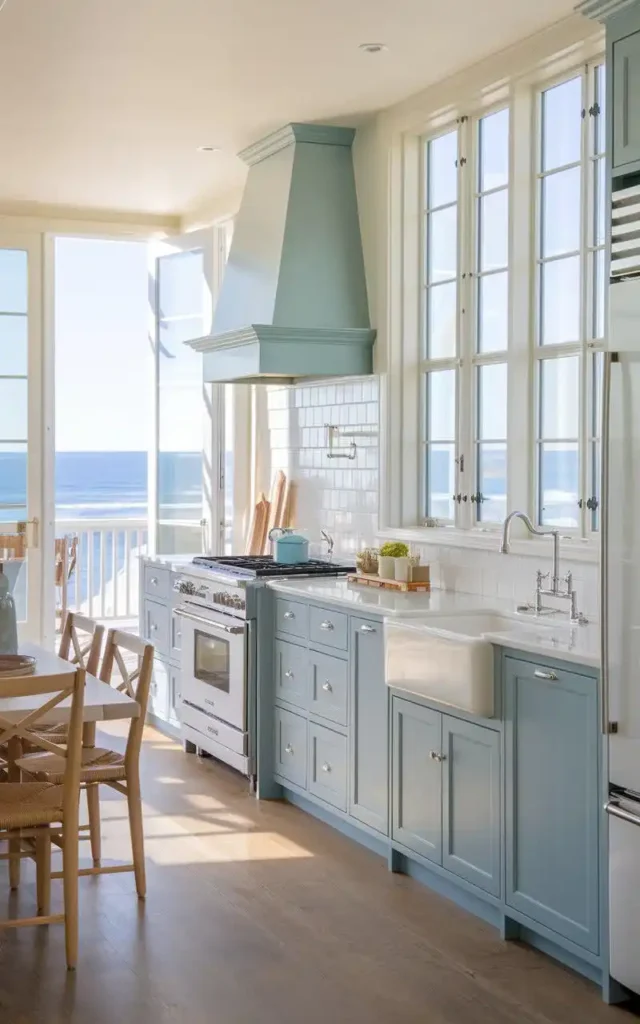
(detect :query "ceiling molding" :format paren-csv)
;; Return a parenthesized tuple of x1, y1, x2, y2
(575, 0, 637, 20)
(239, 123, 356, 167)
(0, 200, 180, 236)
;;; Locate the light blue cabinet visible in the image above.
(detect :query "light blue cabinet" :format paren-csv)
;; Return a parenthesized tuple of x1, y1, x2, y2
(442, 717, 501, 897)
(504, 656, 600, 954)
(392, 699, 442, 862)
(349, 616, 389, 834)
(612, 27, 640, 171)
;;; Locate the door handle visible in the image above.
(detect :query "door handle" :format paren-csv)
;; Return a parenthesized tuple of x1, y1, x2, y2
(320, 620, 334, 631)
(359, 624, 376, 633)
(534, 669, 557, 681)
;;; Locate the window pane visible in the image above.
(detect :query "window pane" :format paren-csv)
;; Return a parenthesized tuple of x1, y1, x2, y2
(594, 249, 605, 340)
(159, 318, 205, 386)
(540, 442, 579, 527)
(427, 369, 456, 441)
(158, 453, 203, 522)
(479, 190, 508, 271)
(541, 256, 580, 345)
(426, 444, 455, 520)
(478, 272, 508, 353)
(595, 65, 606, 156)
(595, 158, 606, 247)
(0, 443, 26, 508)
(542, 167, 581, 257)
(0, 315, 27, 376)
(0, 250, 27, 315)
(479, 109, 509, 192)
(477, 443, 507, 523)
(427, 206, 457, 283)
(0, 379, 27, 440)
(478, 363, 507, 439)
(158, 250, 205, 319)
(540, 356, 579, 439)
(427, 131, 458, 208)
(427, 282, 457, 359)
(542, 77, 582, 172)
(159, 386, 203, 452)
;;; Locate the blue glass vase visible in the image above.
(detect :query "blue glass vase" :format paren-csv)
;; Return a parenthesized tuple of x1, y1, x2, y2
(0, 565, 18, 655)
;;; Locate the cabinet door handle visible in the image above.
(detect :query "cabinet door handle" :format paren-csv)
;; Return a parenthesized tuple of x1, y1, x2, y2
(284, 670, 294, 679)
(321, 762, 332, 773)
(149, 623, 158, 632)
(205, 698, 216, 707)
(285, 744, 294, 755)
(534, 669, 557, 681)
(359, 624, 376, 633)
(429, 750, 446, 762)
(321, 681, 333, 693)
(320, 620, 334, 631)
(150, 576, 158, 586)
(283, 611, 295, 620)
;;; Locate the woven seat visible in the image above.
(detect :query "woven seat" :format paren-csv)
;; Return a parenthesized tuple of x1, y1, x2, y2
(18, 748, 126, 785)
(0, 782, 64, 829)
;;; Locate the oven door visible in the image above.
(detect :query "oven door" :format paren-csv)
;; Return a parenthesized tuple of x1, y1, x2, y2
(177, 605, 247, 732)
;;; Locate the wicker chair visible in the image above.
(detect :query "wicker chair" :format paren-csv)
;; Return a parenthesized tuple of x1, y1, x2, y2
(0, 667, 85, 969)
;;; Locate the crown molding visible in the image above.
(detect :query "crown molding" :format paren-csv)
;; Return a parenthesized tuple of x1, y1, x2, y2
(575, 0, 637, 21)
(239, 123, 356, 166)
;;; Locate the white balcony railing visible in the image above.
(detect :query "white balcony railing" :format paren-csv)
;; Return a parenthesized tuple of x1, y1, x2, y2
(56, 519, 148, 622)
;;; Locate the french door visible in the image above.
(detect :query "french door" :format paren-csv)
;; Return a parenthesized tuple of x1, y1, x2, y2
(0, 233, 49, 642)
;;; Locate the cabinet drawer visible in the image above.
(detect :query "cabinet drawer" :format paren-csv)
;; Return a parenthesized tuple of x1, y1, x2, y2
(275, 640, 308, 709)
(275, 598, 308, 640)
(142, 598, 170, 657)
(143, 564, 170, 601)
(170, 609, 182, 659)
(274, 708, 307, 789)
(308, 723, 348, 811)
(309, 650, 348, 726)
(309, 605, 348, 652)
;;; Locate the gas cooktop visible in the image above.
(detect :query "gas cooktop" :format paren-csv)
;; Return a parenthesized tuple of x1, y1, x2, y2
(192, 555, 355, 580)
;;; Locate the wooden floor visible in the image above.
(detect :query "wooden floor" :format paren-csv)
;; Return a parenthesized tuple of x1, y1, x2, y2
(0, 723, 636, 1024)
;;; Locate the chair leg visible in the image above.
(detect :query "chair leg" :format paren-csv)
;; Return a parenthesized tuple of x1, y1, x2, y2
(86, 784, 101, 866)
(8, 831, 21, 890)
(126, 772, 146, 899)
(62, 824, 79, 970)
(36, 831, 52, 916)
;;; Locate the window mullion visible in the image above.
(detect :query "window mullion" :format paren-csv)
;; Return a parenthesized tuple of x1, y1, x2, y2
(457, 116, 474, 528)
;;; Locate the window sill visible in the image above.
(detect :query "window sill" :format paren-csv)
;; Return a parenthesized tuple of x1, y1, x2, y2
(376, 526, 599, 563)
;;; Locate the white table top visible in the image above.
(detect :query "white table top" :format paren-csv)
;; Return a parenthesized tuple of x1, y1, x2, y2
(0, 642, 140, 724)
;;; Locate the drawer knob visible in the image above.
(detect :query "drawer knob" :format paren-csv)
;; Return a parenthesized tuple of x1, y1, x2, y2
(320, 620, 334, 631)
(150, 623, 158, 632)
(284, 670, 294, 679)
(534, 669, 558, 681)
(150, 576, 158, 585)
(207, 725, 219, 737)
(321, 681, 333, 693)
(321, 762, 332, 773)
(283, 611, 295, 620)
(359, 624, 376, 634)
(429, 750, 446, 762)
(285, 744, 294, 755)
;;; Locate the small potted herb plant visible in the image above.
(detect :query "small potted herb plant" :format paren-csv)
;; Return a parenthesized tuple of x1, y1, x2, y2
(378, 541, 409, 579)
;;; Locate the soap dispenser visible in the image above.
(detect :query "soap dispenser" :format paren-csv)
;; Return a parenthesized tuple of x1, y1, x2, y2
(0, 564, 18, 655)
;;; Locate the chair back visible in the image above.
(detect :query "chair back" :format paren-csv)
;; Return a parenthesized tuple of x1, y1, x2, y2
(59, 612, 105, 677)
(99, 629, 153, 769)
(0, 669, 86, 816)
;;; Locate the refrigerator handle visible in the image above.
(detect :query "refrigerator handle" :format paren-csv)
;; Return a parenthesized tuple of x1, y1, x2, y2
(600, 350, 618, 736)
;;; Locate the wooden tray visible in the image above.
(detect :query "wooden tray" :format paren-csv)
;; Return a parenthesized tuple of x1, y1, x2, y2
(347, 573, 431, 593)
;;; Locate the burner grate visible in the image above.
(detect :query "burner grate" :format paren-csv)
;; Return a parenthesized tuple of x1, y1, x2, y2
(192, 555, 355, 579)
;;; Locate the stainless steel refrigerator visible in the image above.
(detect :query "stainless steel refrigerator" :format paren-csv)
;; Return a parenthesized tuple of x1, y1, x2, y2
(603, 203, 640, 994)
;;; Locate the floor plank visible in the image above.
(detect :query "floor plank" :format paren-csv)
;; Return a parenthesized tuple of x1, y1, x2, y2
(0, 722, 635, 1023)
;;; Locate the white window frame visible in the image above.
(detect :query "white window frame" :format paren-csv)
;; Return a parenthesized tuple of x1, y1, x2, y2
(381, 23, 605, 560)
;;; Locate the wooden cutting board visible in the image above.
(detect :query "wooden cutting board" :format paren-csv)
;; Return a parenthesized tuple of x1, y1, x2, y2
(263, 471, 287, 554)
(246, 494, 270, 555)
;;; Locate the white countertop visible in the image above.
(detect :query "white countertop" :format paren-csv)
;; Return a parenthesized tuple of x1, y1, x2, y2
(266, 579, 600, 669)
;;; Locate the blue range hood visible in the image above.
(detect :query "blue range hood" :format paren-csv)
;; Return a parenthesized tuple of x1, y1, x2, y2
(188, 123, 376, 385)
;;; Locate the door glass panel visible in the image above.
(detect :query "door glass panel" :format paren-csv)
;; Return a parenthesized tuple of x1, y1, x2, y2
(0, 316, 27, 376)
(427, 206, 457, 283)
(478, 363, 507, 439)
(427, 282, 457, 359)
(542, 167, 581, 257)
(0, 379, 27, 439)
(542, 77, 582, 172)
(0, 250, 28, 314)
(194, 629, 230, 692)
(540, 256, 580, 345)
(427, 131, 458, 208)
(158, 251, 205, 319)
(478, 273, 508, 353)
(427, 369, 456, 441)
(477, 443, 507, 523)
(479, 190, 508, 271)
(479, 108, 509, 191)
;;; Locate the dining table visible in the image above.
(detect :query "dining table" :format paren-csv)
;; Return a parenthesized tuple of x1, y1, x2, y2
(0, 641, 140, 766)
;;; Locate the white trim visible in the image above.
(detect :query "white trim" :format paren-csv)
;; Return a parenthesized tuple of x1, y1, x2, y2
(376, 526, 599, 563)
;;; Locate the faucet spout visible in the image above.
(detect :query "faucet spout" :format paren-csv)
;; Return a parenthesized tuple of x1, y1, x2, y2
(500, 510, 561, 594)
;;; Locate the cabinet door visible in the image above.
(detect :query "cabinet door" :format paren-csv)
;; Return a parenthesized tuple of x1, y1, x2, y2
(504, 657, 600, 953)
(442, 717, 500, 896)
(149, 658, 170, 721)
(349, 617, 389, 834)
(613, 30, 640, 170)
(392, 698, 442, 863)
(168, 664, 181, 728)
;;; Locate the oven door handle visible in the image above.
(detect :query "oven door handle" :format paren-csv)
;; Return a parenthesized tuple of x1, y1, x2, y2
(606, 798, 640, 827)
(175, 605, 245, 635)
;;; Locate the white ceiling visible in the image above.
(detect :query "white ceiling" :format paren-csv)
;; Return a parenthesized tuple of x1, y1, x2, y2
(0, 0, 580, 218)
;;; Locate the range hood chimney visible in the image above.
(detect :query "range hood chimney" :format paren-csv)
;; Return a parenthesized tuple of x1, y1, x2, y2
(188, 123, 376, 384)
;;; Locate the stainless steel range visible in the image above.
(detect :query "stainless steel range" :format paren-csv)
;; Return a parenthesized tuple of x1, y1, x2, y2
(174, 555, 353, 787)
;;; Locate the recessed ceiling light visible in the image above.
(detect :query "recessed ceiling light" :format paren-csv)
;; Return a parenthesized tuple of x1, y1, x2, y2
(359, 42, 387, 54)
(197, 145, 221, 153)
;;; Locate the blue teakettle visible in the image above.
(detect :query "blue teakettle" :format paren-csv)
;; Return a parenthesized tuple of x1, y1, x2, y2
(269, 528, 310, 565)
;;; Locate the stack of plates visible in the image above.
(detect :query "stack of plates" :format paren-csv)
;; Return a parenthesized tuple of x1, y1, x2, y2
(0, 655, 36, 678)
